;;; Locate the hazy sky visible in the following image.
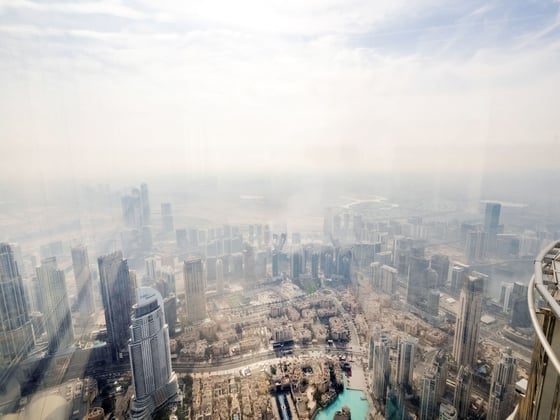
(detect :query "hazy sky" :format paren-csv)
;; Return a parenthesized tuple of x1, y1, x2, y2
(1, 0, 559, 181)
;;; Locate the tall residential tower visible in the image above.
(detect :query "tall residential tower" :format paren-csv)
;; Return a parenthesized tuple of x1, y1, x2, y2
(129, 287, 178, 419)
(487, 348, 516, 420)
(452, 274, 484, 367)
(0, 243, 34, 367)
(183, 258, 207, 323)
(98, 251, 133, 360)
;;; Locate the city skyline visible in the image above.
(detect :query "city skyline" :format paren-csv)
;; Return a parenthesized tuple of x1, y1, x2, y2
(0, 177, 557, 419)
(1, 0, 559, 417)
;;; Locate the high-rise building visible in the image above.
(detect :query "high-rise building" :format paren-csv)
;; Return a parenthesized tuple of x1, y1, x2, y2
(452, 274, 484, 367)
(140, 182, 150, 226)
(71, 245, 95, 316)
(145, 256, 159, 281)
(433, 350, 448, 400)
(121, 183, 150, 228)
(122, 189, 143, 228)
(161, 203, 174, 233)
(242, 244, 256, 283)
(370, 262, 381, 290)
(384, 386, 408, 420)
(514, 241, 560, 419)
(430, 254, 450, 288)
(381, 265, 398, 295)
(406, 255, 440, 321)
(396, 336, 416, 389)
(216, 258, 224, 294)
(98, 251, 133, 360)
(420, 367, 439, 420)
(487, 348, 517, 420)
(453, 365, 472, 419)
(500, 282, 514, 313)
(129, 287, 178, 419)
(420, 348, 448, 420)
(0, 243, 35, 367)
(159, 266, 176, 296)
(465, 228, 485, 263)
(371, 334, 391, 403)
(311, 253, 319, 280)
(36, 257, 74, 354)
(183, 258, 207, 323)
(448, 261, 469, 293)
(291, 250, 303, 281)
(510, 282, 531, 329)
(484, 202, 501, 253)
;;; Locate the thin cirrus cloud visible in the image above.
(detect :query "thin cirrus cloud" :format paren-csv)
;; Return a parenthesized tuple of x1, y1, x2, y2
(0, 0, 559, 181)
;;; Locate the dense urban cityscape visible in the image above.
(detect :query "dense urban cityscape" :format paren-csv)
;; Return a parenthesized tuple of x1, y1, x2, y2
(2, 0, 560, 419)
(0, 176, 559, 419)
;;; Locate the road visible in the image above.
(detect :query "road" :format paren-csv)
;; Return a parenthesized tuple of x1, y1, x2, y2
(172, 345, 365, 374)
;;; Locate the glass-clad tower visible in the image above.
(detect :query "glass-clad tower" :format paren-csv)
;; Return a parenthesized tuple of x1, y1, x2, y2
(453, 274, 484, 367)
(0, 243, 34, 367)
(98, 251, 132, 360)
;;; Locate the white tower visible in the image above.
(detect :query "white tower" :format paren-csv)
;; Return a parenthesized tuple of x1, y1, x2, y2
(129, 287, 178, 419)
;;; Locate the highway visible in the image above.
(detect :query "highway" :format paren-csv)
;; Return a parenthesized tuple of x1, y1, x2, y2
(171, 345, 365, 374)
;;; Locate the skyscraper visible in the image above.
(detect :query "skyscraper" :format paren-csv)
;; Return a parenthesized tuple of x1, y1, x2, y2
(216, 258, 224, 294)
(407, 256, 439, 317)
(465, 228, 485, 263)
(510, 282, 531, 329)
(291, 249, 303, 281)
(36, 257, 74, 354)
(0, 243, 34, 367)
(453, 274, 484, 367)
(161, 202, 174, 233)
(420, 367, 439, 420)
(448, 261, 469, 293)
(430, 254, 450, 288)
(371, 334, 391, 403)
(484, 202, 501, 253)
(487, 348, 517, 420)
(121, 183, 150, 228)
(311, 252, 319, 280)
(129, 287, 178, 419)
(453, 365, 472, 419)
(140, 182, 150, 226)
(98, 251, 133, 360)
(420, 349, 449, 420)
(183, 258, 207, 323)
(71, 245, 95, 316)
(396, 336, 416, 390)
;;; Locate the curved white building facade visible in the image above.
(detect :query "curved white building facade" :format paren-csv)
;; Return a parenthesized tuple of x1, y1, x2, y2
(129, 287, 178, 419)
